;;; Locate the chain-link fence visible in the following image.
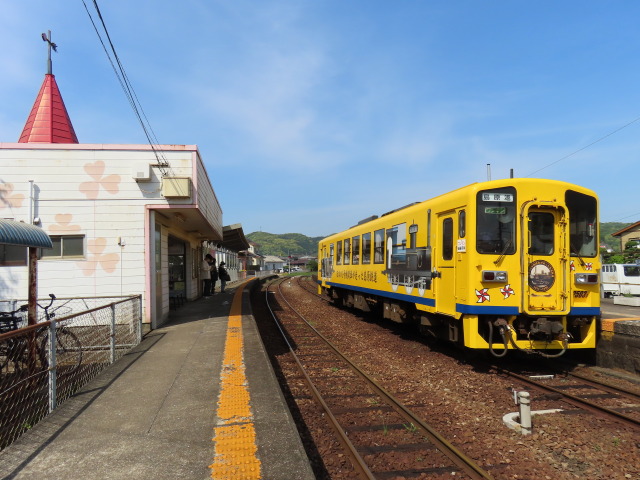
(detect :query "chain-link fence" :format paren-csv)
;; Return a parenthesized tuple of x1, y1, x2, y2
(0, 295, 142, 450)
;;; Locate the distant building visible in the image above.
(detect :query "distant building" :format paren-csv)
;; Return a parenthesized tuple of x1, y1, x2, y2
(612, 221, 640, 252)
(263, 255, 285, 272)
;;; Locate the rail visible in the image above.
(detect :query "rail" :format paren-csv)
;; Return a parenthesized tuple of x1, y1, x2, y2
(268, 277, 493, 479)
(0, 295, 142, 450)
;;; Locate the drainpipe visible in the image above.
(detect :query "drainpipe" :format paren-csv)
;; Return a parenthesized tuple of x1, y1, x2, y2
(29, 180, 34, 223)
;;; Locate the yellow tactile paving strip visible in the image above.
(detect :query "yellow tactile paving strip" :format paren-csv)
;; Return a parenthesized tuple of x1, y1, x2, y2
(601, 316, 640, 332)
(210, 281, 262, 479)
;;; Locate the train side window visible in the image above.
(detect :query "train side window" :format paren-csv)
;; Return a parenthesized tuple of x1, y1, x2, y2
(362, 233, 371, 264)
(336, 241, 342, 265)
(330, 243, 334, 260)
(344, 238, 351, 265)
(566, 190, 597, 257)
(388, 223, 407, 267)
(459, 210, 466, 238)
(374, 229, 385, 264)
(352, 236, 360, 265)
(442, 218, 454, 260)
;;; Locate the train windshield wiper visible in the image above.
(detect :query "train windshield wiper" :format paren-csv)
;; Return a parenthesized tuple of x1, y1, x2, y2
(494, 238, 513, 265)
(570, 241, 586, 267)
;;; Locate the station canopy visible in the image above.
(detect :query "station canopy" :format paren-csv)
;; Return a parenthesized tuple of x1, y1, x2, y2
(222, 224, 250, 252)
(0, 219, 53, 248)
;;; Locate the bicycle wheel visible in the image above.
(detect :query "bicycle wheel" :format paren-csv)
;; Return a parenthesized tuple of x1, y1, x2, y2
(55, 327, 82, 374)
(0, 338, 30, 375)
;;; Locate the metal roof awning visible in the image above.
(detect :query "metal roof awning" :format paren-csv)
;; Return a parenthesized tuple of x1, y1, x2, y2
(222, 224, 250, 252)
(0, 219, 53, 248)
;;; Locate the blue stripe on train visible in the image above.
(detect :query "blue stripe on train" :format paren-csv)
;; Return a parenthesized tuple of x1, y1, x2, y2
(326, 281, 436, 307)
(323, 281, 600, 316)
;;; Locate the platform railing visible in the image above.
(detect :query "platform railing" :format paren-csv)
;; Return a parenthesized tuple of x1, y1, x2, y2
(0, 295, 142, 451)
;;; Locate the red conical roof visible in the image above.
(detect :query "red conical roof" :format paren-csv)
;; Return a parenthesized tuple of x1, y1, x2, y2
(19, 74, 78, 143)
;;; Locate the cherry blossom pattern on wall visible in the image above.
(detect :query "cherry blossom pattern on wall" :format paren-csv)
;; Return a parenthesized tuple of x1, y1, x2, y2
(79, 160, 121, 200)
(77, 238, 120, 276)
(0, 182, 25, 209)
(49, 213, 82, 233)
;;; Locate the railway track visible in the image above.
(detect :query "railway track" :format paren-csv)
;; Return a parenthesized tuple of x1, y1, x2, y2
(267, 276, 494, 480)
(300, 272, 640, 430)
(493, 365, 640, 429)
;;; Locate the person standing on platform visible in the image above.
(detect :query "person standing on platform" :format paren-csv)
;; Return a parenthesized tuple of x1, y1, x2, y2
(218, 262, 229, 293)
(201, 254, 213, 296)
(210, 258, 219, 294)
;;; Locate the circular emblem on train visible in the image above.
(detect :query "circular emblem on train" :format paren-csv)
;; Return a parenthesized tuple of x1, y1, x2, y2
(528, 260, 555, 292)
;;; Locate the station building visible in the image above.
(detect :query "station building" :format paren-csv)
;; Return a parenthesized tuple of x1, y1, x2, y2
(0, 67, 247, 328)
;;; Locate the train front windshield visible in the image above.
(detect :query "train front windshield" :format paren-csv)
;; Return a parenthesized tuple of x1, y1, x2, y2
(476, 188, 516, 254)
(566, 190, 597, 257)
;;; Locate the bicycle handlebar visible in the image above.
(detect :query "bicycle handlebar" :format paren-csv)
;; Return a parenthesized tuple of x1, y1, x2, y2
(0, 304, 28, 316)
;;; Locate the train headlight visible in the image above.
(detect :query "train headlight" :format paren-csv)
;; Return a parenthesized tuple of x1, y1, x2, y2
(482, 270, 508, 282)
(575, 273, 598, 284)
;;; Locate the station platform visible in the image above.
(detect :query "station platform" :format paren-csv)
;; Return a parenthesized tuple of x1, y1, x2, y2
(597, 299, 640, 375)
(0, 279, 315, 480)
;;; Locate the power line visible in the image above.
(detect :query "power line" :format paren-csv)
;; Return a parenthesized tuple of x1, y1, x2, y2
(611, 211, 640, 222)
(81, 0, 170, 176)
(525, 115, 640, 177)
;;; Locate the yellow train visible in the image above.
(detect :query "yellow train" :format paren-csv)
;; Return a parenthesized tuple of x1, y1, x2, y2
(317, 178, 600, 357)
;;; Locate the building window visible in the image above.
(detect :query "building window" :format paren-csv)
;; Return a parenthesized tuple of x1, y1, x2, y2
(0, 245, 27, 266)
(362, 233, 371, 264)
(41, 235, 85, 259)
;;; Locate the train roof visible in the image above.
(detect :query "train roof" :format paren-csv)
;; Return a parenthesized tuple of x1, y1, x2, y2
(320, 178, 598, 243)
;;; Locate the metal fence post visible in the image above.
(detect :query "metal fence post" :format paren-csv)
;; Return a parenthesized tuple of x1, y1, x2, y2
(110, 303, 116, 364)
(137, 295, 143, 344)
(48, 320, 57, 413)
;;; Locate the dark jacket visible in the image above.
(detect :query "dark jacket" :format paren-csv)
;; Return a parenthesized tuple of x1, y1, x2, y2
(218, 265, 228, 281)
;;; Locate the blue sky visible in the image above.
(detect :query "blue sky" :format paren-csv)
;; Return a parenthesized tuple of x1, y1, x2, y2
(2, 1, 640, 237)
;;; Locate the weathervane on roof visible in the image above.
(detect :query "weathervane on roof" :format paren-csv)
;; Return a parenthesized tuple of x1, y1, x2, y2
(41, 30, 57, 75)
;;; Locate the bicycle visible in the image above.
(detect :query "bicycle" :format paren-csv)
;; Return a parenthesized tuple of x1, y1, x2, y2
(37, 294, 83, 375)
(0, 304, 30, 375)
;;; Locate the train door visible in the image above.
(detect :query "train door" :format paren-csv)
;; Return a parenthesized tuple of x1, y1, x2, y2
(434, 213, 456, 315)
(524, 206, 569, 313)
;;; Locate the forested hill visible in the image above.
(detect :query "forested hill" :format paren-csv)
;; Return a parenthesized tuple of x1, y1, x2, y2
(246, 222, 632, 257)
(246, 232, 324, 257)
(600, 222, 632, 251)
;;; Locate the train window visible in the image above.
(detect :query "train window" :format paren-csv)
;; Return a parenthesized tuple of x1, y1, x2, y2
(352, 236, 360, 264)
(362, 233, 371, 264)
(476, 188, 516, 255)
(374, 229, 385, 264)
(566, 190, 597, 257)
(344, 238, 351, 265)
(330, 243, 334, 259)
(459, 210, 466, 238)
(528, 212, 554, 255)
(442, 218, 454, 260)
(336, 241, 342, 265)
(387, 224, 407, 267)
